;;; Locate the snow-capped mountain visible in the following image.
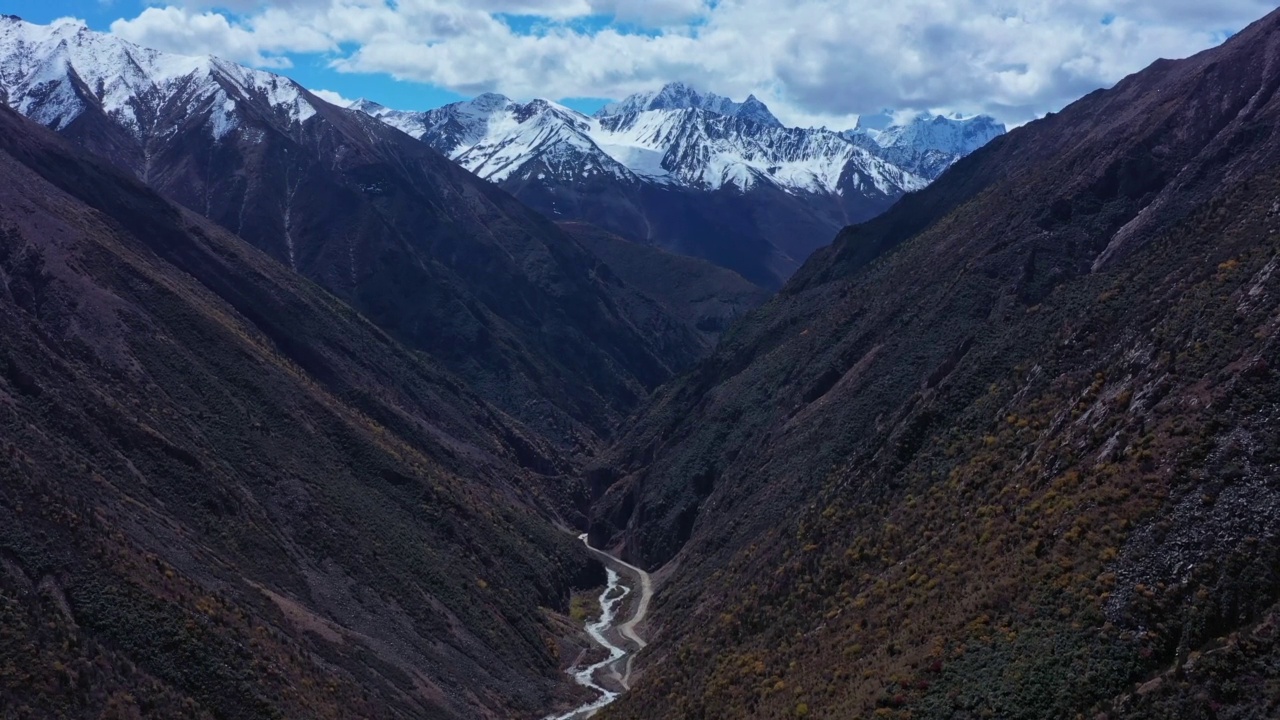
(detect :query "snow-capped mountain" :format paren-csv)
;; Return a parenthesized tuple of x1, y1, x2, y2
(357, 82, 927, 197)
(591, 100, 922, 195)
(344, 83, 1005, 285)
(844, 112, 1007, 179)
(0, 12, 1004, 289)
(347, 82, 999, 285)
(0, 14, 712, 452)
(597, 81, 784, 128)
(0, 14, 316, 144)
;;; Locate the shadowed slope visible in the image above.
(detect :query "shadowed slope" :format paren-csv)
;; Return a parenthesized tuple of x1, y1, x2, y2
(0, 16, 704, 453)
(559, 222, 772, 347)
(0, 105, 596, 720)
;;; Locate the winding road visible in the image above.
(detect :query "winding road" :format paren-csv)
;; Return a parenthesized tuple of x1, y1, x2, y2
(544, 534, 653, 719)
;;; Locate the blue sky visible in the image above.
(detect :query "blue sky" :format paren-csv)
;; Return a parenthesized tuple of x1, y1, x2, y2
(6, 0, 496, 112)
(2, 1, 1267, 126)
(0, 0, 641, 113)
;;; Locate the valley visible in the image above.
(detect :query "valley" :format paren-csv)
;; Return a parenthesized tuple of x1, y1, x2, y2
(1, 5, 1278, 720)
(544, 535, 652, 720)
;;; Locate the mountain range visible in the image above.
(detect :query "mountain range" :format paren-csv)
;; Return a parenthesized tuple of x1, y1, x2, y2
(350, 83, 1004, 287)
(0, 10, 1005, 292)
(0, 14, 721, 457)
(3, 7, 1280, 720)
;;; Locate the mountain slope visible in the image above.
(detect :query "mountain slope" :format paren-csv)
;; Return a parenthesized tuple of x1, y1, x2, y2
(354, 84, 1001, 288)
(558, 222, 772, 346)
(0, 15, 703, 452)
(593, 9, 1280, 720)
(0, 104, 600, 719)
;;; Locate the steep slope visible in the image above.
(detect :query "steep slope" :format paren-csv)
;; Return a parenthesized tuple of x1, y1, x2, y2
(558, 222, 773, 346)
(594, 9, 1280, 720)
(0, 16, 702, 452)
(354, 84, 993, 288)
(0, 104, 599, 719)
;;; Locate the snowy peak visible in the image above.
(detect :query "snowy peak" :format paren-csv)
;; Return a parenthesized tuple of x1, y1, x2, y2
(593, 106, 922, 194)
(736, 95, 782, 128)
(348, 98, 388, 115)
(469, 91, 515, 112)
(597, 82, 784, 128)
(0, 15, 316, 139)
(350, 82, 951, 196)
(843, 112, 1006, 179)
(348, 79, 1005, 198)
(348, 94, 635, 184)
(875, 113, 1006, 154)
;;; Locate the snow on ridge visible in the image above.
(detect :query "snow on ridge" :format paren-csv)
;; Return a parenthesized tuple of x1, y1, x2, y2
(847, 112, 1006, 154)
(590, 107, 922, 194)
(597, 81, 784, 128)
(1, 15, 999, 203)
(452, 98, 637, 184)
(841, 112, 1006, 179)
(348, 86, 942, 196)
(0, 15, 317, 139)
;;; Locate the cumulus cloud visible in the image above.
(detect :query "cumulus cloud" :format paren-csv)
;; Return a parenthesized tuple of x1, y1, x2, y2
(110, 6, 332, 66)
(107, 0, 1275, 125)
(310, 88, 354, 105)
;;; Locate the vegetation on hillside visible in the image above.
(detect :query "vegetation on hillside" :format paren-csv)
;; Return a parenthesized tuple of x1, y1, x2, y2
(594, 10, 1280, 719)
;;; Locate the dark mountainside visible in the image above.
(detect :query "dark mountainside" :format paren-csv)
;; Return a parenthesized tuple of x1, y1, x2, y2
(360, 88, 946, 291)
(594, 9, 1280, 720)
(504, 163, 890, 289)
(558, 222, 773, 346)
(0, 15, 705, 455)
(109, 97, 699, 453)
(0, 105, 600, 719)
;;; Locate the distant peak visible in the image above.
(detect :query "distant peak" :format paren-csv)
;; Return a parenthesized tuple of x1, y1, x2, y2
(735, 94, 783, 128)
(908, 112, 1001, 126)
(471, 92, 512, 107)
(658, 80, 696, 93)
(50, 16, 89, 31)
(348, 98, 387, 113)
(597, 82, 782, 127)
(649, 81, 703, 109)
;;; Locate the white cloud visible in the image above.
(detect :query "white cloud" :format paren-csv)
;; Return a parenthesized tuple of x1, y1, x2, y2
(110, 7, 314, 66)
(310, 88, 353, 105)
(107, 0, 1276, 126)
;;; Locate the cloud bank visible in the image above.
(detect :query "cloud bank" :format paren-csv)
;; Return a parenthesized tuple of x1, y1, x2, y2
(110, 0, 1272, 125)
